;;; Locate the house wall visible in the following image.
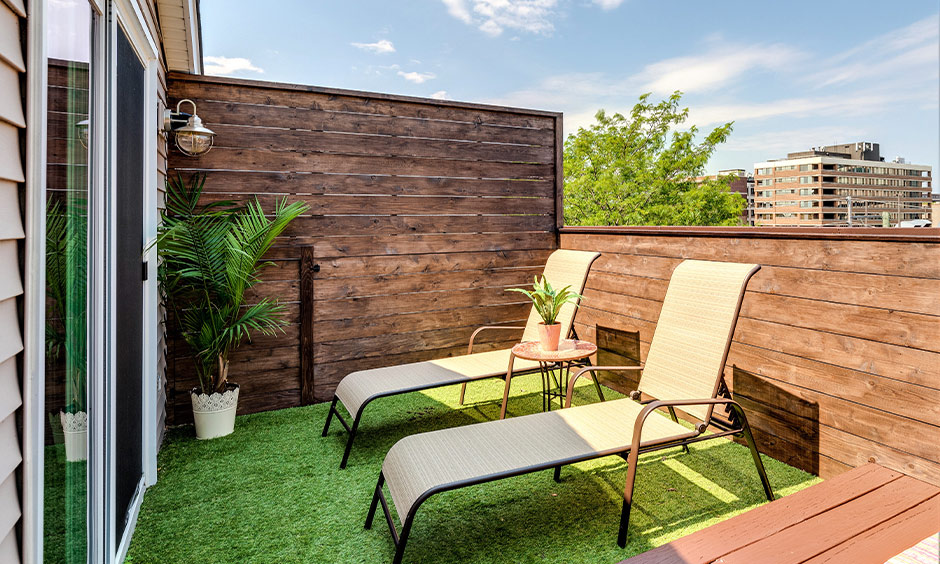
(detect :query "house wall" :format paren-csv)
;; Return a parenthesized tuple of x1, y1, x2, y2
(560, 226, 940, 486)
(164, 73, 561, 422)
(0, 0, 26, 561)
(145, 0, 170, 450)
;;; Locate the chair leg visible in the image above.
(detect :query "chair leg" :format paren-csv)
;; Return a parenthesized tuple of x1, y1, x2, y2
(322, 396, 338, 437)
(591, 372, 606, 402)
(458, 382, 468, 405)
(731, 404, 775, 502)
(393, 516, 414, 564)
(365, 472, 385, 529)
(666, 407, 690, 454)
(499, 373, 513, 419)
(339, 414, 361, 469)
(553, 465, 562, 483)
(618, 446, 641, 548)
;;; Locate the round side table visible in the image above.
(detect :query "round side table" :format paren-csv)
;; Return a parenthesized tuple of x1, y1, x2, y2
(511, 339, 605, 412)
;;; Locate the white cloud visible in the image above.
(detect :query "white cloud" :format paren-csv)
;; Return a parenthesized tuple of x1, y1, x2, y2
(204, 56, 264, 76)
(687, 94, 895, 127)
(722, 126, 869, 154)
(632, 44, 802, 95)
(442, 0, 473, 23)
(351, 39, 396, 54)
(807, 14, 939, 88)
(440, 0, 557, 36)
(398, 70, 437, 84)
(430, 90, 448, 100)
(593, 0, 624, 9)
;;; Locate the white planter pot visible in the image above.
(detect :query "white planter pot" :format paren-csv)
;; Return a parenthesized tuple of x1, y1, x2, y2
(59, 411, 88, 462)
(191, 384, 239, 440)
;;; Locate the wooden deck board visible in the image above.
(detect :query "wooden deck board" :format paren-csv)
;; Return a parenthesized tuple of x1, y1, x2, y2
(622, 464, 940, 564)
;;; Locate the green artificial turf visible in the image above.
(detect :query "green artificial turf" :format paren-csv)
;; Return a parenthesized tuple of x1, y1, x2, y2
(126, 373, 819, 564)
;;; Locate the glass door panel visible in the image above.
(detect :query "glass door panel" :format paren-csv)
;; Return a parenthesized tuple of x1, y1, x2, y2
(44, 1, 93, 562)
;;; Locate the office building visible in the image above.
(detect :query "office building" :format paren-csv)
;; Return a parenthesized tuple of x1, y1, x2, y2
(753, 143, 932, 227)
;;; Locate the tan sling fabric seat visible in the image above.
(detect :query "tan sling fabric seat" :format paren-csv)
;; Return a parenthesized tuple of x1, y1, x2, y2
(323, 249, 602, 468)
(334, 350, 541, 421)
(366, 260, 775, 564)
(384, 397, 693, 521)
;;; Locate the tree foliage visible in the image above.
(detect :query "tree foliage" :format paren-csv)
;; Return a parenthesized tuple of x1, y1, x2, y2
(563, 92, 745, 226)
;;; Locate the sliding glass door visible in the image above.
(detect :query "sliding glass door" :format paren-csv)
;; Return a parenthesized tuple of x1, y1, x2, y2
(43, 2, 93, 562)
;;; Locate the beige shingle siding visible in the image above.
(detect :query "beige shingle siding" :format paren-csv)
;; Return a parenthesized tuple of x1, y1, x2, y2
(0, 0, 25, 561)
(152, 0, 169, 449)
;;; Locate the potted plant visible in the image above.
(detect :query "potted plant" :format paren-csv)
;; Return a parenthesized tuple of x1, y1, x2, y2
(46, 199, 89, 461)
(508, 276, 582, 351)
(157, 174, 308, 439)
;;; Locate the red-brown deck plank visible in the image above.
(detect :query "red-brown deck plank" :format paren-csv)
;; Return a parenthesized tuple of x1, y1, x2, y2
(623, 464, 902, 564)
(717, 476, 939, 563)
(804, 494, 940, 564)
(621, 464, 940, 564)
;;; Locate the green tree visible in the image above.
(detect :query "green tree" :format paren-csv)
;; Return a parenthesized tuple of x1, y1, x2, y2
(563, 91, 745, 226)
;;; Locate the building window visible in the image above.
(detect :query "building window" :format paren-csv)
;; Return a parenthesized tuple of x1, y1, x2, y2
(756, 167, 773, 176)
(799, 188, 818, 196)
(799, 200, 817, 208)
(799, 164, 816, 171)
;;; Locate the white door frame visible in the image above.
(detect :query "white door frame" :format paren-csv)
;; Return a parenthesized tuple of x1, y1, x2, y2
(97, 1, 160, 562)
(23, 0, 159, 561)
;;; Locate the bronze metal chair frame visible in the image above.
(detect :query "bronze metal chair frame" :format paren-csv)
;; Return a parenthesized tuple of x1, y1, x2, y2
(365, 366, 774, 564)
(364, 262, 774, 563)
(322, 325, 603, 469)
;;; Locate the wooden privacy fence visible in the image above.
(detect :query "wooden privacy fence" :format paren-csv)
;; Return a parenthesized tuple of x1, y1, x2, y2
(559, 226, 940, 486)
(164, 73, 561, 423)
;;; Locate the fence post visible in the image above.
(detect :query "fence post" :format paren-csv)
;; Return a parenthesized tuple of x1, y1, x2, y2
(300, 246, 316, 405)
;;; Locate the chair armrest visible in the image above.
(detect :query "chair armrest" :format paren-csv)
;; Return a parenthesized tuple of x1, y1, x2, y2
(634, 397, 741, 436)
(468, 326, 526, 354)
(564, 365, 643, 408)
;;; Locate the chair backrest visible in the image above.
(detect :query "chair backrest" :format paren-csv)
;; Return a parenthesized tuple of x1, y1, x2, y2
(520, 249, 601, 343)
(638, 260, 760, 423)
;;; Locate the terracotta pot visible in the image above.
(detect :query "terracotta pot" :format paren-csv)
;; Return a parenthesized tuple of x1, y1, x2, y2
(191, 383, 239, 440)
(537, 322, 562, 351)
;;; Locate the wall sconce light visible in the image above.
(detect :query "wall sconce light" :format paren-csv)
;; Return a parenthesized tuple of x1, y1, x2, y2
(76, 119, 89, 149)
(163, 99, 216, 157)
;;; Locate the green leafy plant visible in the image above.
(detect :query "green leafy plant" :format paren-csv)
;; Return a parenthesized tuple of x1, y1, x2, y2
(45, 199, 88, 414)
(157, 174, 309, 395)
(564, 91, 746, 226)
(507, 276, 582, 325)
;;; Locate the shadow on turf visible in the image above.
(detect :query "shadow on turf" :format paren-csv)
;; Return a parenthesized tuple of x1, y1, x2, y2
(376, 442, 814, 563)
(316, 384, 814, 563)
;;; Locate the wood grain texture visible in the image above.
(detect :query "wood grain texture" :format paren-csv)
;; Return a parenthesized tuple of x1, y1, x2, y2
(620, 464, 940, 564)
(164, 74, 559, 422)
(561, 231, 940, 485)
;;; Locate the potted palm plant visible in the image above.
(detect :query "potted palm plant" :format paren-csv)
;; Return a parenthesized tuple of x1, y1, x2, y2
(46, 199, 88, 461)
(508, 276, 582, 351)
(157, 174, 308, 439)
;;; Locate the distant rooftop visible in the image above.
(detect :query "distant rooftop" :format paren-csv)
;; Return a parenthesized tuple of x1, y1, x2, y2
(786, 142, 882, 162)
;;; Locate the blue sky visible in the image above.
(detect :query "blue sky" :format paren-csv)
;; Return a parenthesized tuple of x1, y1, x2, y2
(201, 1, 939, 179)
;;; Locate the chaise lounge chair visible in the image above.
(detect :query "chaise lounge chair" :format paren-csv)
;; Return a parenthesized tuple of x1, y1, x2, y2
(365, 259, 775, 564)
(322, 249, 602, 468)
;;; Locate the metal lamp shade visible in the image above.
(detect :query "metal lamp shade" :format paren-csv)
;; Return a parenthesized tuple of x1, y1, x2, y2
(76, 119, 90, 149)
(173, 114, 215, 156)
